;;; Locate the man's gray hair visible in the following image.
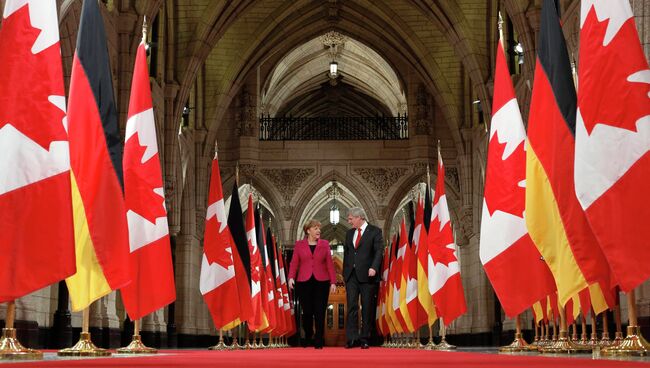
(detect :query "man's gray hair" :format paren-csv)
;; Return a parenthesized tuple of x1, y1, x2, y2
(348, 207, 367, 220)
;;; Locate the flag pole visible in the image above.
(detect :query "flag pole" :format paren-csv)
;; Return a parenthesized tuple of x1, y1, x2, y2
(422, 323, 437, 350)
(588, 309, 598, 346)
(58, 307, 111, 356)
(600, 312, 611, 346)
(436, 318, 456, 350)
(209, 329, 228, 351)
(0, 301, 43, 360)
(499, 314, 529, 352)
(602, 290, 649, 356)
(228, 325, 242, 349)
(540, 302, 590, 354)
(530, 318, 540, 349)
(117, 318, 157, 354)
(580, 315, 588, 345)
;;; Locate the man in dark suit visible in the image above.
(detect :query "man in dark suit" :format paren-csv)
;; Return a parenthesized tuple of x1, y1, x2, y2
(343, 207, 383, 349)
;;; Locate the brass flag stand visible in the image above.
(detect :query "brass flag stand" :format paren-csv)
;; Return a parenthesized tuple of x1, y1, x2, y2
(499, 314, 529, 352)
(58, 307, 110, 357)
(422, 324, 437, 350)
(0, 301, 43, 360)
(602, 290, 648, 356)
(436, 318, 456, 351)
(540, 306, 590, 354)
(117, 319, 157, 354)
(209, 329, 228, 351)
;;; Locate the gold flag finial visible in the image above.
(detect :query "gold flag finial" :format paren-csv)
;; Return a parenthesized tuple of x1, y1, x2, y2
(235, 161, 240, 186)
(497, 12, 504, 46)
(142, 16, 148, 44)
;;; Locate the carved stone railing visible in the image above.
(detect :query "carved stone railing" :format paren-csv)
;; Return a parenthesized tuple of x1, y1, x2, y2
(259, 115, 408, 141)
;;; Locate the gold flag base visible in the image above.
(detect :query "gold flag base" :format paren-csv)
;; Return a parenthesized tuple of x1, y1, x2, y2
(208, 340, 229, 351)
(0, 328, 43, 360)
(539, 331, 591, 354)
(421, 340, 438, 350)
(586, 333, 599, 346)
(612, 331, 624, 346)
(601, 326, 648, 357)
(57, 332, 111, 357)
(229, 339, 244, 350)
(498, 332, 529, 353)
(436, 336, 456, 351)
(407, 336, 419, 349)
(116, 335, 157, 354)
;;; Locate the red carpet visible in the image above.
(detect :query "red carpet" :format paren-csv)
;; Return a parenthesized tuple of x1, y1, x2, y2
(3, 348, 648, 367)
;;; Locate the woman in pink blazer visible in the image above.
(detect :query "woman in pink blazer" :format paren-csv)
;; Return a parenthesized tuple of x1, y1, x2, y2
(288, 219, 337, 349)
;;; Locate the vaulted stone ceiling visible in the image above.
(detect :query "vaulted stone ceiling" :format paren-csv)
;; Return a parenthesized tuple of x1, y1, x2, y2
(168, 0, 502, 159)
(261, 33, 407, 118)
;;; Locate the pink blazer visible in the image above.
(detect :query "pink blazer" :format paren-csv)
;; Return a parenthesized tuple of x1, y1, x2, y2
(288, 239, 336, 284)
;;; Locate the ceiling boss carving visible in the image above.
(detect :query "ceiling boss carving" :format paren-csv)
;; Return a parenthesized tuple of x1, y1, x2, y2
(353, 167, 408, 200)
(261, 168, 315, 202)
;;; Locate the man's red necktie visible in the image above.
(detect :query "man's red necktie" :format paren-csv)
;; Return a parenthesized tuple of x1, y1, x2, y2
(355, 228, 362, 249)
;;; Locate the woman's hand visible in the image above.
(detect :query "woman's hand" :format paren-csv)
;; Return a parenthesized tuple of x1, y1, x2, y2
(288, 278, 295, 290)
(329, 284, 336, 294)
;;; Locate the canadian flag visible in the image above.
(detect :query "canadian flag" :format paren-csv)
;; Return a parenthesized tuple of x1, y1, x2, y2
(199, 151, 247, 329)
(120, 39, 175, 320)
(400, 201, 424, 331)
(574, 0, 650, 291)
(246, 194, 269, 332)
(480, 37, 556, 317)
(270, 232, 287, 336)
(259, 218, 277, 333)
(275, 234, 293, 336)
(427, 150, 466, 326)
(391, 220, 411, 332)
(0, 0, 75, 301)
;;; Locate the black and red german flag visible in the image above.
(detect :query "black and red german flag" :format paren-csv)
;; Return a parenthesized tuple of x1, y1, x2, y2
(65, 0, 131, 310)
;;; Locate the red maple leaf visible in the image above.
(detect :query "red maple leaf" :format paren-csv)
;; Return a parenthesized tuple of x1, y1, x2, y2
(484, 134, 526, 217)
(427, 218, 457, 267)
(123, 133, 167, 223)
(0, 6, 67, 149)
(579, 7, 650, 134)
(204, 221, 235, 268)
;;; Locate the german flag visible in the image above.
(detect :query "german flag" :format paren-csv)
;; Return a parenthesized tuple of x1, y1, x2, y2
(65, 0, 131, 310)
(525, 0, 613, 311)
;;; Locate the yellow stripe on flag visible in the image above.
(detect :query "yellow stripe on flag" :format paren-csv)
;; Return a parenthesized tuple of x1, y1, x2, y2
(571, 294, 581, 322)
(222, 318, 241, 331)
(65, 172, 112, 311)
(525, 143, 588, 307)
(532, 302, 544, 324)
(417, 262, 437, 326)
(398, 275, 415, 332)
(588, 283, 609, 315)
(386, 285, 403, 333)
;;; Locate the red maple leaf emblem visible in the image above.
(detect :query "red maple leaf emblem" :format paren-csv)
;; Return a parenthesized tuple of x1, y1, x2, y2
(123, 133, 167, 223)
(0, 6, 67, 149)
(579, 7, 650, 134)
(427, 218, 457, 267)
(204, 221, 235, 268)
(484, 134, 526, 217)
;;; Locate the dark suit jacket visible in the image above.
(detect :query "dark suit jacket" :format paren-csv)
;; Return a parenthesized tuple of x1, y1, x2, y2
(343, 223, 384, 283)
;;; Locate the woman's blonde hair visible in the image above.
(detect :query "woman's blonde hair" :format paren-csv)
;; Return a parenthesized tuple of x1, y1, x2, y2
(303, 219, 322, 235)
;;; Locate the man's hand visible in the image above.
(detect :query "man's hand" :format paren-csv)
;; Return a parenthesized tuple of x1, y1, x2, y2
(288, 279, 295, 290)
(329, 284, 336, 294)
(368, 268, 376, 277)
